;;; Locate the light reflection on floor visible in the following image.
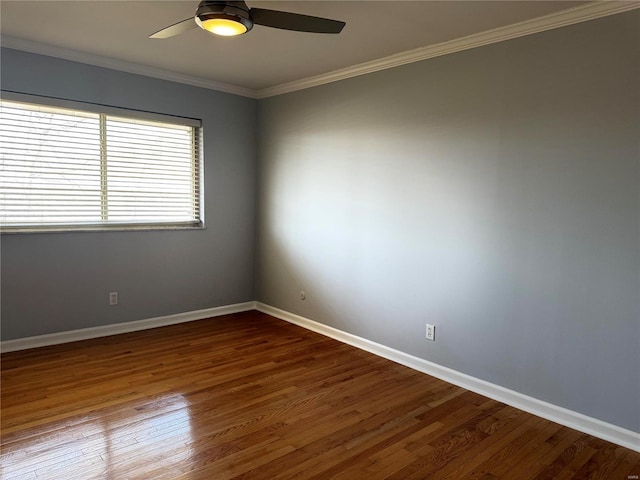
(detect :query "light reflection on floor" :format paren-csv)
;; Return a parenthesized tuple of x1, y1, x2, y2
(0, 394, 193, 480)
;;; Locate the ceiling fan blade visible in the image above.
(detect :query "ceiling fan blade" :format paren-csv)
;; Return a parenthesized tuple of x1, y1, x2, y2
(250, 8, 345, 34)
(150, 18, 197, 39)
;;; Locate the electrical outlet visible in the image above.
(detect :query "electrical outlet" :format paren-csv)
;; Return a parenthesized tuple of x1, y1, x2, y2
(109, 292, 118, 306)
(426, 324, 435, 341)
(300, 291, 306, 300)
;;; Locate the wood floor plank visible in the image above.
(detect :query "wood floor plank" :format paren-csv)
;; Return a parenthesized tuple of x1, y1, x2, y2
(624, 458, 640, 480)
(2, 311, 638, 479)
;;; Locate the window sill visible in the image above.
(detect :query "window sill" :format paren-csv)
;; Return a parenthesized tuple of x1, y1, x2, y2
(0, 224, 205, 235)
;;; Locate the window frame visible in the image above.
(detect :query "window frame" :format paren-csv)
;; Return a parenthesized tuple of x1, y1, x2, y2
(0, 91, 204, 234)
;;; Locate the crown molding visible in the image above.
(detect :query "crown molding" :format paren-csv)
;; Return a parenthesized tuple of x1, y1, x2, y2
(0, 35, 258, 99)
(2, 2, 638, 100)
(255, 1, 640, 98)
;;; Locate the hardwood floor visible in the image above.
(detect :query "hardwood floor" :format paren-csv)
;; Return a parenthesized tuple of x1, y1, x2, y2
(1, 311, 638, 479)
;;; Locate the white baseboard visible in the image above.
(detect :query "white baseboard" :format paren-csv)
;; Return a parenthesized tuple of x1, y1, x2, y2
(255, 302, 640, 453)
(0, 301, 257, 353)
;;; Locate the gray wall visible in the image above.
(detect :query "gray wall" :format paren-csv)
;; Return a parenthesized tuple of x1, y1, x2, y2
(256, 11, 640, 433)
(1, 48, 257, 340)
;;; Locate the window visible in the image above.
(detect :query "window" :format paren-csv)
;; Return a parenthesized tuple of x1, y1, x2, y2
(0, 93, 202, 232)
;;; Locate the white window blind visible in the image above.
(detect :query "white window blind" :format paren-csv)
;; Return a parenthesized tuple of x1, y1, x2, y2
(0, 95, 202, 232)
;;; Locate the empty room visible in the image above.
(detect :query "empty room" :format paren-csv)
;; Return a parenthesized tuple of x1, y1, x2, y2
(1, 1, 639, 478)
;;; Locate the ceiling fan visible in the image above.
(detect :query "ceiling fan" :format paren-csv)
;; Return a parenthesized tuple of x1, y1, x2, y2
(150, 1, 346, 38)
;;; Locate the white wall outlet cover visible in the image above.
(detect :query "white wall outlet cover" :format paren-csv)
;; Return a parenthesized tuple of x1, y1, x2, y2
(426, 324, 435, 341)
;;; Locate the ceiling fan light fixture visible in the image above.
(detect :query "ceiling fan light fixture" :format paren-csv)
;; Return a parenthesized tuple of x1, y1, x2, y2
(150, 0, 346, 40)
(195, 2, 253, 37)
(197, 16, 249, 36)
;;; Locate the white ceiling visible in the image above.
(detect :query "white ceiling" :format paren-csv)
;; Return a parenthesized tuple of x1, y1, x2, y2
(0, 1, 629, 96)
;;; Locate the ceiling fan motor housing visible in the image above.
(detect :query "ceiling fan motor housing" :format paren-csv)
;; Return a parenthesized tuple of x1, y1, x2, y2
(196, 1, 254, 33)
